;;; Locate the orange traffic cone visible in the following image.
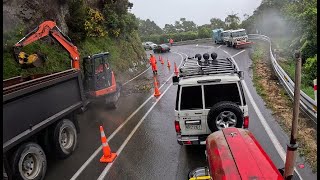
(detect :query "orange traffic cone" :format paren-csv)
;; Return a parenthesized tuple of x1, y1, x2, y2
(167, 59, 171, 68)
(99, 126, 117, 163)
(160, 56, 164, 64)
(154, 78, 161, 97)
(174, 62, 179, 76)
(154, 76, 159, 86)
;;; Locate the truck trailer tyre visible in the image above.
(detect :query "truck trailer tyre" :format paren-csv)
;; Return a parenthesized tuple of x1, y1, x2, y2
(12, 142, 47, 180)
(52, 119, 77, 159)
(207, 101, 243, 132)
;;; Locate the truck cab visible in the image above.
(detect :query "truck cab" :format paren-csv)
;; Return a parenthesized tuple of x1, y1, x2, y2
(222, 30, 231, 45)
(212, 28, 224, 44)
(227, 29, 250, 48)
(188, 128, 284, 180)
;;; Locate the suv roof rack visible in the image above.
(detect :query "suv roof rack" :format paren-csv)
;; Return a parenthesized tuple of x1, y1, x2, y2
(179, 57, 240, 78)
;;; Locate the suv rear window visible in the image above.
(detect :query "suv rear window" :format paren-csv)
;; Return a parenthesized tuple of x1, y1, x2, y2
(180, 86, 202, 110)
(204, 83, 241, 108)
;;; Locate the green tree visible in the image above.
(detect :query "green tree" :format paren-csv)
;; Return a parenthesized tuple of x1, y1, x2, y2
(225, 14, 240, 29)
(210, 18, 225, 29)
(198, 26, 212, 38)
(180, 18, 197, 32)
(138, 19, 163, 36)
(284, 0, 317, 60)
(163, 24, 177, 34)
(66, 0, 87, 43)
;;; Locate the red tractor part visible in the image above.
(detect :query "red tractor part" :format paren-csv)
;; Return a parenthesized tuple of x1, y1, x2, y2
(188, 128, 284, 180)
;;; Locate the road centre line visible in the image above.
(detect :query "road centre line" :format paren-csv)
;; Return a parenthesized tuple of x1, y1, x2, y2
(97, 83, 173, 179)
(70, 52, 186, 180)
(231, 49, 246, 58)
(223, 50, 303, 179)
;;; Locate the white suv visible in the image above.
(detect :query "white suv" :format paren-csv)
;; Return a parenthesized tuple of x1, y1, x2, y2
(172, 53, 249, 145)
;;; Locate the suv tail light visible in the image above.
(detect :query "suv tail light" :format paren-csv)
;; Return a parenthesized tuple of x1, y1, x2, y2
(244, 116, 249, 128)
(175, 121, 181, 133)
(162, 48, 165, 51)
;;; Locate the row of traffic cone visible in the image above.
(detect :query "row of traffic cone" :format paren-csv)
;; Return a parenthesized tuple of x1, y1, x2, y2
(153, 55, 180, 97)
(158, 55, 172, 68)
(97, 57, 179, 164)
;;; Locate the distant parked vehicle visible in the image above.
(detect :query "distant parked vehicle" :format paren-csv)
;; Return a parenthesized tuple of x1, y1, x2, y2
(153, 44, 170, 53)
(150, 43, 158, 49)
(212, 28, 224, 44)
(142, 42, 157, 50)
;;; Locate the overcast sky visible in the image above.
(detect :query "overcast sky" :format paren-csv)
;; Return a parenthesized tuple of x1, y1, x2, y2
(129, 0, 262, 28)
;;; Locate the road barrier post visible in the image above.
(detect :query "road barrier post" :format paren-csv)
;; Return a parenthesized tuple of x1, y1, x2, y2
(314, 79, 317, 103)
(284, 50, 301, 179)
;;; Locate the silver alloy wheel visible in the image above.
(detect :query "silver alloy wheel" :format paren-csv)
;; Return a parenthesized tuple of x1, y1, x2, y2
(60, 127, 75, 150)
(20, 153, 41, 179)
(215, 111, 237, 129)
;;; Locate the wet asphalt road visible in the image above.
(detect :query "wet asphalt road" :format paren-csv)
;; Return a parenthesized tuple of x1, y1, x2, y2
(44, 44, 316, 180)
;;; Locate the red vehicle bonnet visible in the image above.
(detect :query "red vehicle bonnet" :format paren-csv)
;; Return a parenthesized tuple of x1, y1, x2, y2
(206, 127, 284, 180)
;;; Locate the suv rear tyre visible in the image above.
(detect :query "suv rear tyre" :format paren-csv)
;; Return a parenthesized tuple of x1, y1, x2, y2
(207, 101, 243, 132)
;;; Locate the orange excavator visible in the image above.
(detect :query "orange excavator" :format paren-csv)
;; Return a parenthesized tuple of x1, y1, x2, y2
(13, 20, 121, 108)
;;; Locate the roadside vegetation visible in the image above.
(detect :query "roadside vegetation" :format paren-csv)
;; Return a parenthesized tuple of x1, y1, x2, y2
(3, 0, 146, 80)
(241, 0, 317, 98)
(251, 42, 317, 172)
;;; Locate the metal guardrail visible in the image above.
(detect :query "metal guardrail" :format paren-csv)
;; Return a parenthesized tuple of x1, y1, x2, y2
(172, 38, 212, 46)
(248, 34, 317, 123)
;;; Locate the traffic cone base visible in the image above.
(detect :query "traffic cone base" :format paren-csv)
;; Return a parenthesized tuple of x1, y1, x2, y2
(100, 153, 117, 163)
(154, 87, 161, 97)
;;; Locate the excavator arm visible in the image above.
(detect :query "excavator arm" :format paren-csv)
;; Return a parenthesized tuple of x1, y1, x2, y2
(13, 20, 80, 70)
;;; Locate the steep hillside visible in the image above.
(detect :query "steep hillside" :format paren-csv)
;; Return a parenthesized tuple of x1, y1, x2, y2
(3, 0, 147, 80)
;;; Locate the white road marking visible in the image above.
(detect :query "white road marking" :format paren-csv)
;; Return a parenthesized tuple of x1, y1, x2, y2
(223, 50, 303, 179)
(70, 52, 186, 180)
(97, 83, 173, 180)
(122, 67, 150, 86)
(217, 45, 222, 49)
(231, 49, 246, 58)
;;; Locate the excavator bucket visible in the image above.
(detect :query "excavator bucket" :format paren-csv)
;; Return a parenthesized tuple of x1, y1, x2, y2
(15, 51, 47, 68)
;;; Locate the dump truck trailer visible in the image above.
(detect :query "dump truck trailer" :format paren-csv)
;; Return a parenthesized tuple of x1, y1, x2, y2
(3, 69, 85, 180)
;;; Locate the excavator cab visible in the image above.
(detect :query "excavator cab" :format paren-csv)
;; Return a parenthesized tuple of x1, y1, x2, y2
(83, 52, 117, 98)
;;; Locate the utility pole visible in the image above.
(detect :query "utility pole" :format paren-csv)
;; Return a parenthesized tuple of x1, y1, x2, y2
(283, 50, 301, 179)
